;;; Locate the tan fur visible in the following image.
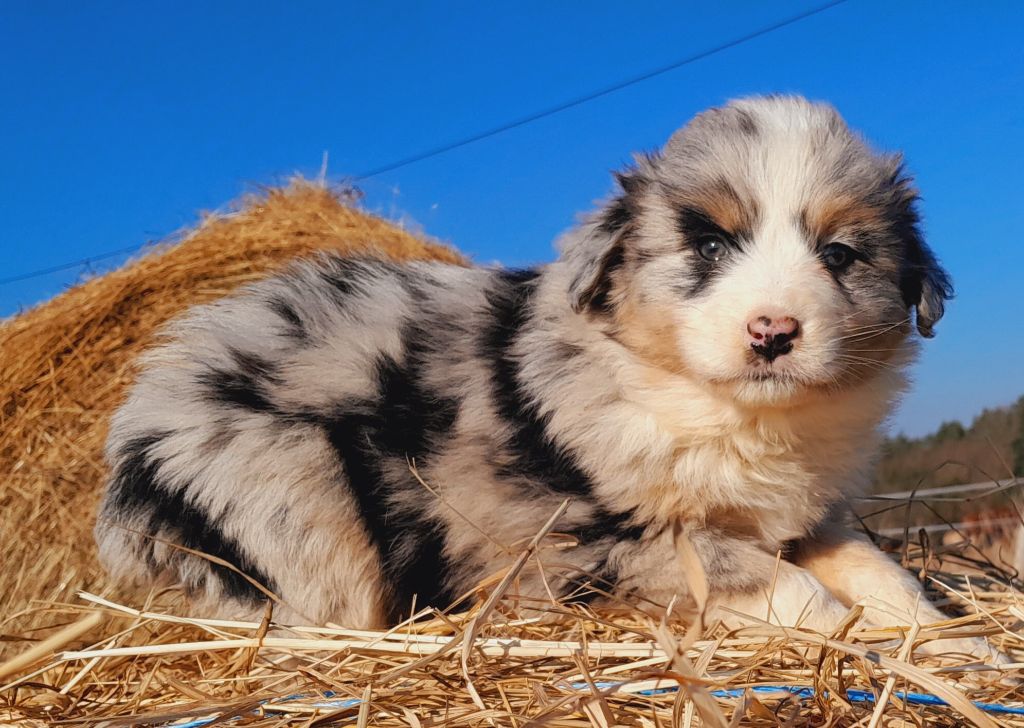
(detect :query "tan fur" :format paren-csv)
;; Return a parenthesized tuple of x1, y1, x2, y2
(671, 179, 759, 237)
(802, 193, 892, 244)
(793, 525, 1009, 663)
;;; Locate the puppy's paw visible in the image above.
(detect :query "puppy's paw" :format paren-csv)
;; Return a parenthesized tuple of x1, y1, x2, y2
(917, 634, 1005, 663)
(711, 569, 851, 633)
(916, 635, 1019, 688)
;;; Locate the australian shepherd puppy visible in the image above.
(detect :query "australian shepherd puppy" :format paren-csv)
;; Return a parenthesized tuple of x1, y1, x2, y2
(96, 96, 1001, 661)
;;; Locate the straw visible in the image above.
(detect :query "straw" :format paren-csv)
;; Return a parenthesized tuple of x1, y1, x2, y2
(1, 181, 1021, 727)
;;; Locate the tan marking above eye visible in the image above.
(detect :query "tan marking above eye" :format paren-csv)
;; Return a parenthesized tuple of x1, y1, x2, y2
(671, 180, 758, 238)
(802, 195, 888, 246)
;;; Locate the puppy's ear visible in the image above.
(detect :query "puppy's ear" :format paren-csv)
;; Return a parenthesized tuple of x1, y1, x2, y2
(563, 170, 645, 314)
(890, 164, 953, 337)
(902, 235, 953, 337)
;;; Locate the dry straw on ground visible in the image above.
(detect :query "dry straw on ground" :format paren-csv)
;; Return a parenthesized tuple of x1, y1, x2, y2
(1, 182, 1022, 726)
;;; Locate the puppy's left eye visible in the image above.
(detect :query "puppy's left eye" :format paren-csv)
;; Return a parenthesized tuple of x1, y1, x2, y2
(696, 237, 729, 262)
(821, 243, 857, 272)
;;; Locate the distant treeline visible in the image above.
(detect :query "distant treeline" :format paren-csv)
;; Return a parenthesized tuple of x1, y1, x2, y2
(876, 395, 1024, 492)
(862, 395, 1024, 530)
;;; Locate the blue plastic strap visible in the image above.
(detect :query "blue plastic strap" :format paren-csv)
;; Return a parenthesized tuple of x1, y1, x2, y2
(162, 682, 1024, 727)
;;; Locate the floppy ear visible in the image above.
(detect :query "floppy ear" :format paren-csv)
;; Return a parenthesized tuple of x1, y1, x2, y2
(563, 171, 644, 314)
(901, 236, 953, 337)
(890, 168, 953, 337)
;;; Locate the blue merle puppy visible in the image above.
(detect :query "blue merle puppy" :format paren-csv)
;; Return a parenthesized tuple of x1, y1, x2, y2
(96, 96, 1002, 662)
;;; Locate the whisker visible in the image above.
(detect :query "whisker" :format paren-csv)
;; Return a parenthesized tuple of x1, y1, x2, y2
(836, 352, 897, 364)
(839, 319, 911, 336)
(835, 356, 898, 372)
(835, 319, 911, 342)
(841, 316, 911, 331)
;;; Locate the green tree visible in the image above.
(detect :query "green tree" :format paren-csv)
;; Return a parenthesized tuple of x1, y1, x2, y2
(931, 420, 966, 444)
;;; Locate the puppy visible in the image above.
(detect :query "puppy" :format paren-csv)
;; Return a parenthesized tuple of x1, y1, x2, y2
(96, 96, 996, 659)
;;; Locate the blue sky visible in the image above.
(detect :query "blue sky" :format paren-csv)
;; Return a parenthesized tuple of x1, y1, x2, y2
(1, 1, 1021, 437)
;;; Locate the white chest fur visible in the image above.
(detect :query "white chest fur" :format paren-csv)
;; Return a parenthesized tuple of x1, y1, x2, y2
(571, 356, 898, 548)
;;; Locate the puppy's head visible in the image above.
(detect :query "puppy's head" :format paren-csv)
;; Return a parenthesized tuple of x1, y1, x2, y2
(562, 96, 952, 405)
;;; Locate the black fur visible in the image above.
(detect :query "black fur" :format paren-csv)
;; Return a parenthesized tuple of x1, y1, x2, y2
(584, 244, 625, 313)
(268, 296, 309, 342)
(198, 348, 280, 413)
(320, 323, 462, 621)
(482, 271, 644, 600)
(675, 207, 740, 297)
(482, 270, 596, 497)
(891, 206, 952, 337)
(574, 506, 645, 546)
(317, 256, 377, 308)
(108, 434, 276, 604)
(568, 507, 646, 603)
(568, 168, 647, 314)
(599, 194, 634, 234)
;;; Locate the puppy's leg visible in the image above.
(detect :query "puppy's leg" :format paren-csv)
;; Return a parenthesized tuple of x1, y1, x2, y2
(792, 523, 1007, 664)
(618, 529, 849, 633)
(697, 535, 849, 633)
(712, 562, 850, 633)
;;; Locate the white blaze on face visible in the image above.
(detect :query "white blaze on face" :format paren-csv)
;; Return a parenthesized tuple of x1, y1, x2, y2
(673, 131, 854, 399)
(676, 223, 842, 394)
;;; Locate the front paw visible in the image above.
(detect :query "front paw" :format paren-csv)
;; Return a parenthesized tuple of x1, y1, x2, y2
(917, 634, 1006, 663)
(916, 634, 1019, 687)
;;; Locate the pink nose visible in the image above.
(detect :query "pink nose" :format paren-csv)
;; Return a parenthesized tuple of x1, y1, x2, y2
(747, 315, 800, 341)
(747, 315, 800, 361)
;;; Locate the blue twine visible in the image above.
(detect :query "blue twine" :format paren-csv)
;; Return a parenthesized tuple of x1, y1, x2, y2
(162, 682, 1024, 727)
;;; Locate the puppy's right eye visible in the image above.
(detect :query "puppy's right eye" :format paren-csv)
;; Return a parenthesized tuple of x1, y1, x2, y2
(696, 237, 729, 262)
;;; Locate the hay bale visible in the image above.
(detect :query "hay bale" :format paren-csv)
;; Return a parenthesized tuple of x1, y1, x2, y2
(1, 182, 1021, 726)
(0, 181, 463, 638)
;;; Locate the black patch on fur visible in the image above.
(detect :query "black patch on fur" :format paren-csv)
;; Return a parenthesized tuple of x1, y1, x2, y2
(570, 193, 635, 315)
(574, 506, 645, 546)
(199, 348, 280, 413)
(317, 256, 375, 308)
(891, 199, 953, 335)
(567, 507, 646, 604)
(320, 323, 462, 623)
(676, 207, 739, 296)
(860, 166, 953, 336)
(268, 297, 309, 341)
(600, 195, 633, 234)
(585, 243, 625, 313)
(108, 434, 276, 605)
(482, 270, 596, 497)
(574, 168, 649, 315)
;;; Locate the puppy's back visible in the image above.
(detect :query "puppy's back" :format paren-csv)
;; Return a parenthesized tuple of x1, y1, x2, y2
(95, 254, 489, 624)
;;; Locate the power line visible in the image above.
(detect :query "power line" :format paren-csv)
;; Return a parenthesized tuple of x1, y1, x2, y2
(351, 0, 849, 180)
(0, 243, 151, 286)
(0, 0, 849, 289)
